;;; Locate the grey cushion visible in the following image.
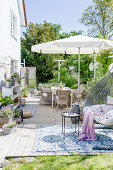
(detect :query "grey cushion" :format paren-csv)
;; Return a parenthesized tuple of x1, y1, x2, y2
(94, 115, 113, 126)
(102, 104, 113, 114)
(83, 105, 103, 114)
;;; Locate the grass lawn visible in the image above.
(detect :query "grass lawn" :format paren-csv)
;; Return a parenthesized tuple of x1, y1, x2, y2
(5, 154, 113, 170)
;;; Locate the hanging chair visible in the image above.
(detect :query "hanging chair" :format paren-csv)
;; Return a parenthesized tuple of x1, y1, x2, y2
(83, 72, 113, 127)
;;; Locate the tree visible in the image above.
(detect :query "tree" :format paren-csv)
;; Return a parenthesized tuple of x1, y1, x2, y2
(22, 21, 61, 50)
(59, 30, 83, 39)
(96, 49, 113, 74)
(80, 0, 113, 39)
(21, 21, 61, 83)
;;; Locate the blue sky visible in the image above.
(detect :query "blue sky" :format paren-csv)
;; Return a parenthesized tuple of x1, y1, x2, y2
(21, 0, 92, 36)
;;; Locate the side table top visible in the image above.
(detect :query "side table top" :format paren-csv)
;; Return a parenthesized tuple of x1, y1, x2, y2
(61, 112, 80, 118)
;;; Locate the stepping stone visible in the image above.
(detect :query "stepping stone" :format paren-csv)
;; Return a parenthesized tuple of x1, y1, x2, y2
(13, 157, 23, 163)
(25, 157, 36, 162)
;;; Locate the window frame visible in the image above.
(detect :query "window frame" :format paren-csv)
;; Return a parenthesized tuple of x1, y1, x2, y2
(10, 9, 17, 39)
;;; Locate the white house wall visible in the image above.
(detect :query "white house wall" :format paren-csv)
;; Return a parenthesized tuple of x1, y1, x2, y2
(0, 0, 21, 81)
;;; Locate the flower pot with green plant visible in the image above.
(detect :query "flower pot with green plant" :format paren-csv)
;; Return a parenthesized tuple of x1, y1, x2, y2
(14, 109, 21, 123)
(6, 78, 12, 88)
(0, 96, 13, 106)
(11, 73, 19, 85)
(2, 121, 17, 135)
(21, 86, 31, 98)
(0, 106, 13, 126)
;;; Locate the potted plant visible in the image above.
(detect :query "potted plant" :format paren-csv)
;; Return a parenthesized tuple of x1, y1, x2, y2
(11, 73, 19, 85)
(14, 109, 21, 123)
(0, 106, 13, 126)
(2, 121, 17, 135)
(6, 78, 12, 88)
(0, 96, 13, 106)
(21, 86, 31, 98)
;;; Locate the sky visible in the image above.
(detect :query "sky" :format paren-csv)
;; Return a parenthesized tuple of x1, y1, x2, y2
(21, 0, 93, 36)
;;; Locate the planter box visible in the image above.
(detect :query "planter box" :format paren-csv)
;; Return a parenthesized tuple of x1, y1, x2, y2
(2, 125, 17, 135)
(6, 82, 11, 88)
(0, 117, 12, 126)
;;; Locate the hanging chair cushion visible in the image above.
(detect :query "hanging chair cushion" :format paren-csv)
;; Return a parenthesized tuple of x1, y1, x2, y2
(83, 104, 103, 114)
(94, 109, 113, 126)
(102, 104, 113, 113)
(83, 104, 113, 126)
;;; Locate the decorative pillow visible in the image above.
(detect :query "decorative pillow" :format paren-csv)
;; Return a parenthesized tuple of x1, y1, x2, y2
(83, 105, 103, 113)
(106, 109, 113, 118)
(102, 104, 113, 114)
(107, 95, 113, 105)
(94, 115, 113, 126)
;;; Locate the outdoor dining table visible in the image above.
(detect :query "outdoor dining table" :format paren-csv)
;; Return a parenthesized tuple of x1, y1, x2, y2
(51, 86, 72, 107)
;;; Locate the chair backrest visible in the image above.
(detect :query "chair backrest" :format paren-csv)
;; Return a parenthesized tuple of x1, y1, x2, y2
(56, 89, 71, 100)
(55, 83, 65, 87)
(84, 72, 113, 107)
(71, 104, 80, 114)
(41, 88, 51, 93)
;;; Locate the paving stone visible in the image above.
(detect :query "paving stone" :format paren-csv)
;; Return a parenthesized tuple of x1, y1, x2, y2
(25, 157, 36, 162)
(2, 159, 12, 168)
(13, 157, 24, 163)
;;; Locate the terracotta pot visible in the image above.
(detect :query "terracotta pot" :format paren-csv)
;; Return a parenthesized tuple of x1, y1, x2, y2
(0, 116, 12, 126)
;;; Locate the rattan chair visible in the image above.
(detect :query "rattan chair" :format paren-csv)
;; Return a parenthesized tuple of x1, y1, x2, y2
(55, 89, 71, 108)
(84, 73, 113, 107)
(83, 72, 113, 127)
(40, 88, 52, 105)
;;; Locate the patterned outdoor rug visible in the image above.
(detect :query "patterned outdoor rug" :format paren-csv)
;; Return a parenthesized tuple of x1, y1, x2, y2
(34, 124, 113, 153)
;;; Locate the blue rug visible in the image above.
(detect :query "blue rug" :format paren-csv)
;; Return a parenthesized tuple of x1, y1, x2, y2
(34, 124, 113, 153)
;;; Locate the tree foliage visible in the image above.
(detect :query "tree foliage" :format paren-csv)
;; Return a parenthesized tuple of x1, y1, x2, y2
(96, 49, 113, 74)
(21, 21, 61, 83)
(21, 21, 84, 84)
(80, 0, 113, 39)
(59, 30, 83, 39)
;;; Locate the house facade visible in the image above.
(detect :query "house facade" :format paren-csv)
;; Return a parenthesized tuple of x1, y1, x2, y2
(0, 0, 27, 86)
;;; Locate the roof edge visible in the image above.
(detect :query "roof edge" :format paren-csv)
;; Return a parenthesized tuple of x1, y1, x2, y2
(22, 0, 27, 26)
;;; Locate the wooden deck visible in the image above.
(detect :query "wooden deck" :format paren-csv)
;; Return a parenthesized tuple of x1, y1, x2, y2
(0, 95, 72, 162)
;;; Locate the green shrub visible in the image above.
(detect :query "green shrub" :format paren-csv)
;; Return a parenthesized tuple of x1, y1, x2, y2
(14, 109, 20, 118)
(70, 84, 78, 89)
(21, 86, 30, 97)
(0, 96, 13, 106)
(3, 121, 16, 128)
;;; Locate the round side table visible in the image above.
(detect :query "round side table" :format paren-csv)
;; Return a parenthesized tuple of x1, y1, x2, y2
(61, 112, 80, 137)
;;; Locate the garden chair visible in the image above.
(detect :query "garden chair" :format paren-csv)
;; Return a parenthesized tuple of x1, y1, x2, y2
(70, 86, 87, 107)
(40, 88, 52, 105)
(55, 89, 71, 108)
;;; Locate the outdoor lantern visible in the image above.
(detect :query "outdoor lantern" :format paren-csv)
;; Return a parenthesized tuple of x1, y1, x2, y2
(69, 66, 75, 71)
(71, 104, 80, 124)
(89, 62, 94, 71)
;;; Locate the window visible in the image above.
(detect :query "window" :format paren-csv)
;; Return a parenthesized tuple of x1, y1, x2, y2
(10, 10, 17, 38)
(11, 60, 18, 74)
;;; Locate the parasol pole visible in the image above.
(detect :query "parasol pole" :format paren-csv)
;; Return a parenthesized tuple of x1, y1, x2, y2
(78, 47, 81, 105)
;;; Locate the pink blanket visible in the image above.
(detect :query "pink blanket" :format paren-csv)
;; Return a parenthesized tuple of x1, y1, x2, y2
(79, 111, 106, 141)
